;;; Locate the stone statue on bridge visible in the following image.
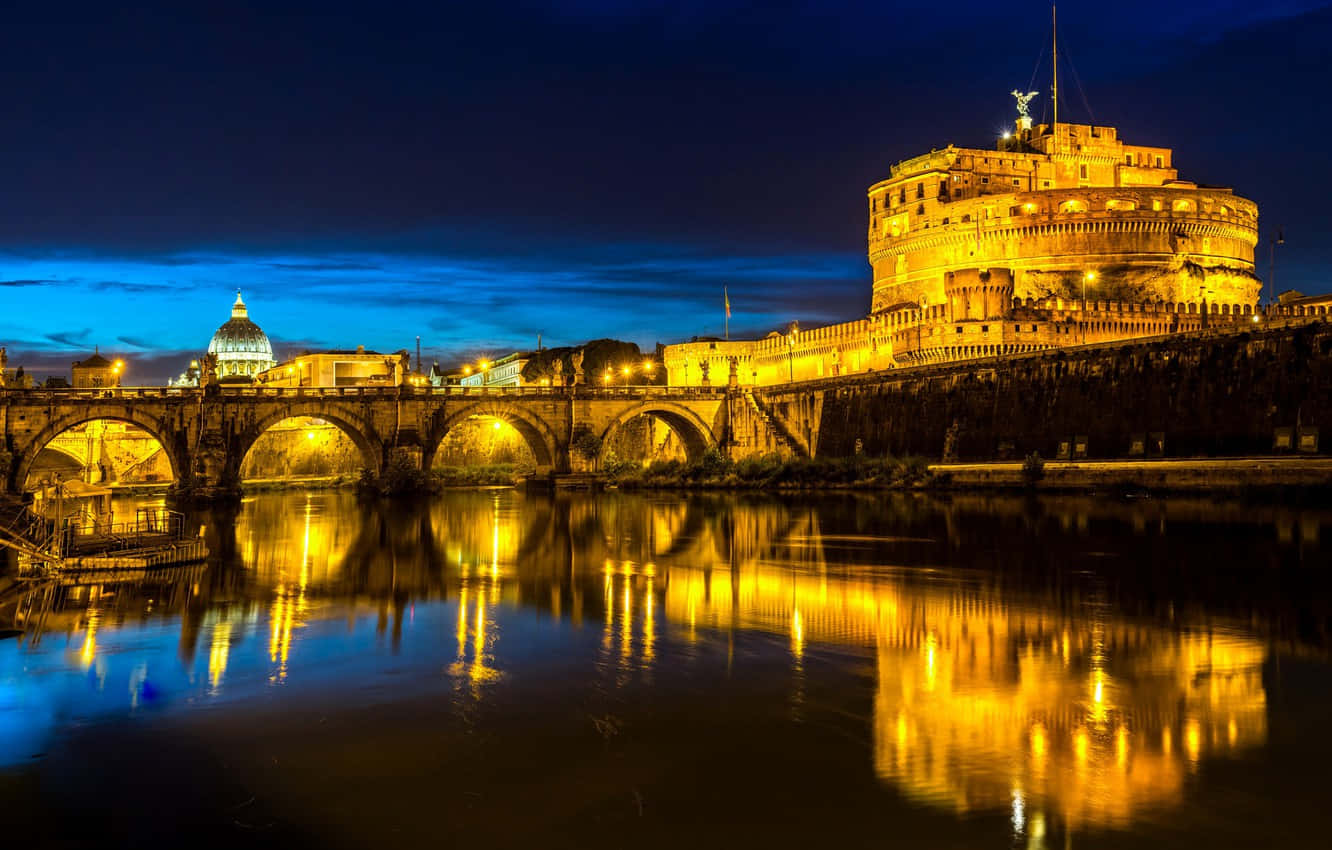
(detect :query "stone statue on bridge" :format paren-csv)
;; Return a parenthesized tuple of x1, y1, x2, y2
(551, 357, 564, 386)
(728, 356, 739, 388)
(200, 353, 219, 388)
(0, 347, 7, 387)
(699, 360, 710, 386)
(571, 349, 585, 385)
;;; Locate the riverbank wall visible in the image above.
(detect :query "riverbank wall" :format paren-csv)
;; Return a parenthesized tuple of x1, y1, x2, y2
(748, 321, 1332, 463)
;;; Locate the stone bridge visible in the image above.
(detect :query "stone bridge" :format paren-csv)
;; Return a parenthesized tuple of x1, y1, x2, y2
(0, 384, 739, 496)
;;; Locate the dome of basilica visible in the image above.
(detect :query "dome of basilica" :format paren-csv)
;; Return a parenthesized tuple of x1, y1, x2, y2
(208, 291, 275, 380)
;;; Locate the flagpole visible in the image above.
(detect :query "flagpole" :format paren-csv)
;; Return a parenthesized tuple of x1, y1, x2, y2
(724, 286, 730, 340)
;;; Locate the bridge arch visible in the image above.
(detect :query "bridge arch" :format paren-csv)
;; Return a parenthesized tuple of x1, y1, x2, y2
(598, 401, 717, 464)
(237, 403, 385, 481)
(12, 406, 184, 492)
(425, 401, 561, 472)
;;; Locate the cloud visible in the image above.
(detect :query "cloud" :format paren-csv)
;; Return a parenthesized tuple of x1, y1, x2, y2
(0, 279, 56, 287)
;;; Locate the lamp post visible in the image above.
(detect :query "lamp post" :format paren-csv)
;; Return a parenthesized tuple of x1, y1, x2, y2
(1082, 271, 1096, 344)
(917, 296, 927, 361)
(786, 329, 796, 383)
(1268, 228, 1284, 311)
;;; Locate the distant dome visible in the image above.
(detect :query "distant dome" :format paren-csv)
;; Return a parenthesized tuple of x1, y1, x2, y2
(207, 291, 275, 380)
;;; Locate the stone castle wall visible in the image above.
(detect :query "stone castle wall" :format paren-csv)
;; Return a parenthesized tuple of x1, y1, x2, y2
(869, 186, 1259, 312)
(747, 322, 1332, 462)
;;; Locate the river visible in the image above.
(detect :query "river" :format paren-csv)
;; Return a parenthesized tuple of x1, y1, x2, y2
(2, 489, 1329, 848)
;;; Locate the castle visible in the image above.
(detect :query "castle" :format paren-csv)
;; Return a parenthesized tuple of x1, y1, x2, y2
(663, 102, 1323, 387)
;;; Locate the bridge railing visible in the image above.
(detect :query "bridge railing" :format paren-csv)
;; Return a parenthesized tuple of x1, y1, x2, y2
(1, 383, 731, 400)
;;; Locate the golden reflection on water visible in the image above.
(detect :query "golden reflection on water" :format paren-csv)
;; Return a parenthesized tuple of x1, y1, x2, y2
(660, 551, 1268, 833)
(36, 490, 1288, 836)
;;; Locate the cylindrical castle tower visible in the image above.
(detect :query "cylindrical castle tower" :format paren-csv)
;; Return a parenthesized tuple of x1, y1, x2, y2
(866, 123, 1260, 315)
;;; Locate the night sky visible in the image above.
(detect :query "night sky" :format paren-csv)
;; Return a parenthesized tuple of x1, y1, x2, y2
(3, 0, 1330, 383)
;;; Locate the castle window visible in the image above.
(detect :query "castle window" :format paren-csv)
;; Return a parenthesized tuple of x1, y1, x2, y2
(871, 198, 877, 211)
(1013, 178, 1021, 186)
(980, 176, 990, 185)
(941, 217, 950, 224)
(1125, 153, 1135, 166)
(899, 189, 906, 204)
(956, 327, 963, 334)
(981, 326, 989, 333)
(1079, 164, 1088, 180)
(916, 183, 925, 199)
(1155, 155, 1164, 168)
(1043, 181, 1051, 188)
(961, 214, 971, 223)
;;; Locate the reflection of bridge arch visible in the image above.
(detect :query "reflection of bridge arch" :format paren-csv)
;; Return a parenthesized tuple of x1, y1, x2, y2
(598, 401, 717, 463)
(13, 408, 182, 491)
(425, 401, 561, 472)
(238, 404, 384, 480)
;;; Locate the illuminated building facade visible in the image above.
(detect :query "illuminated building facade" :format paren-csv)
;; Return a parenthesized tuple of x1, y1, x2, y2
(70, 350, 122, 388)
(663, 101, 1286, 386)
(207, 291, 276, 381)
(459, 352, 529, 388)
(257, 346, 409, 387)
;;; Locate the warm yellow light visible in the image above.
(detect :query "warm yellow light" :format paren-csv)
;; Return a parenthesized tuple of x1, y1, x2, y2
(479, 360, 490, 370)
(602, 375, 610, 384)
(492, 420, 502, 431)
(112, 360, 124, 373)
(643, 360, 654, 372)
(463, 366, 472, 375)
(306, 431, 315, 440)
(287, 367, 294, 374)
(189, 359, 199, 368)
(1251, 314, 1261, 323)
(1002, 130, 1012, 140)
(1085, 271, 1097, 282)
(621, 366, 631, 376)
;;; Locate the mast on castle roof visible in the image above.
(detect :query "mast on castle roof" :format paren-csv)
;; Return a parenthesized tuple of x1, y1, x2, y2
(1052, 4, 1059, 150)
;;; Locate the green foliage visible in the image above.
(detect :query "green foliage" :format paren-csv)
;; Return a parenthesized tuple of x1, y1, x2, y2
(370, 448, 429, 495)
(570, 425, 602, 461)
(602, 451, 934, 490)
(432, 464, 528, 486)
(1022, 451, 1045, 484)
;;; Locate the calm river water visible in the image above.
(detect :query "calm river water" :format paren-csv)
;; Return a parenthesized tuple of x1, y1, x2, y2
(2, 489, 1330, 848)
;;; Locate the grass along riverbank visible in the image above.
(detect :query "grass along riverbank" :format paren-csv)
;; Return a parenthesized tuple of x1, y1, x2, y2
(602, 451, 933, 490)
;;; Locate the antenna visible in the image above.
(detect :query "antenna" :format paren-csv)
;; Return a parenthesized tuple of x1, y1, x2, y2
(1052, 4, 1059, 147)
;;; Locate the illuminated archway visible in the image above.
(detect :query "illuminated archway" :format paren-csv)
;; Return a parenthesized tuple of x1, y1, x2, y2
(237, 404, 383, 484)
(426, 402, 560, 472)
(598, 402, 717, 465)
(238, 416, 370, 481)
(15, 411, 180, 493)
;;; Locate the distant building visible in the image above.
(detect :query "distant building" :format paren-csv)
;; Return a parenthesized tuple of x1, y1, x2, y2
(459, 352, 529, 388)
(71, 349, 122, 388)
(168, 359, 201, 387)
(208, 291, 275, 382)
(257, 346, 409, 387)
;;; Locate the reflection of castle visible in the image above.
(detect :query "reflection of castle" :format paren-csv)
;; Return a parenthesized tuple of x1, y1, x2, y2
(663, 101, 1324, 385)
(652, 516, 1268, 832)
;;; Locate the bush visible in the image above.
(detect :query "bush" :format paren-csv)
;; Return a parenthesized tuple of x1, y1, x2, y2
(570, 425, 602, 462)
(370, 448, 429, 495)
(432, 464, 529, 486)
(1022, 452, 1045, 485)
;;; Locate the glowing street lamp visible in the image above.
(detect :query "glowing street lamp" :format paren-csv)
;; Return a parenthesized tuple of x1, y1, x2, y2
(621, 365, 632, 386)
(1082, 271, 1097, 344)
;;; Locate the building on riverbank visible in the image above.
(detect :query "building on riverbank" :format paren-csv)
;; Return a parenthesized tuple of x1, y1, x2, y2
(256, 346, 409, 388)
(662, 96, 1322, 387)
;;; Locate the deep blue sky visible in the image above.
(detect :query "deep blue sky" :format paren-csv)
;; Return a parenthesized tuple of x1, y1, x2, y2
(2, 0, 1330, 382)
